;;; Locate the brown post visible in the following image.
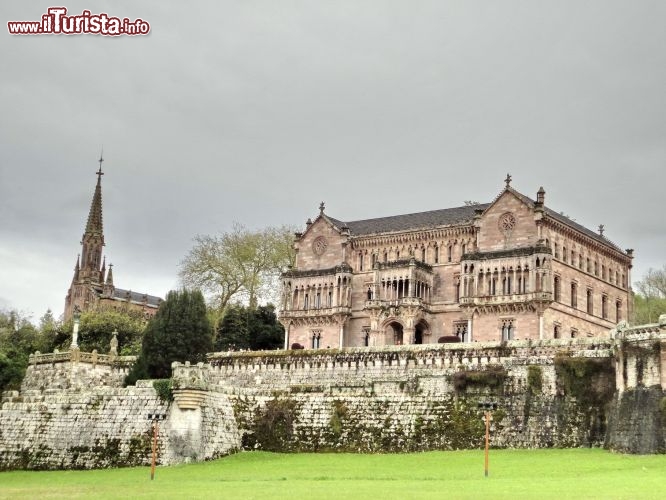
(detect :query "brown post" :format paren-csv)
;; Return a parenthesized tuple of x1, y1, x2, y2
(484, 410, 490, 477)
(150, 420, 158, 480)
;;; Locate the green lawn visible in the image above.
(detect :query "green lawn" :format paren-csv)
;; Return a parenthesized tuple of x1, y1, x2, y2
(1, 449, 665, 499)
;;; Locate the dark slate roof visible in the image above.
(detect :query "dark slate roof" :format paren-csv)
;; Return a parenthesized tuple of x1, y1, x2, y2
(325, 189, 625, 254)
(112, 288, 162, 308)
(544, 207, 623, 252)
(326, 204, 490, 236)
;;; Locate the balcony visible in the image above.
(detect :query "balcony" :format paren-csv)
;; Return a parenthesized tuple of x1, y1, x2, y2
(364, 297, 425, 309)
(460, 291, 552, 306)
(280, 305, 352, 321)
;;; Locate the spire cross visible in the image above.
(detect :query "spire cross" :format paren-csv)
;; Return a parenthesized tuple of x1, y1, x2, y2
(97, 149, 104, 178)
(319, 201, 325, 214)
(598, 224, 605, 236)
(504, 173, 512, 187)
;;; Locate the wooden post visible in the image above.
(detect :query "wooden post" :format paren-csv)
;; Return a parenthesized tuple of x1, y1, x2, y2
(484, 410, 490, 477)
(150, 420, 157, 480)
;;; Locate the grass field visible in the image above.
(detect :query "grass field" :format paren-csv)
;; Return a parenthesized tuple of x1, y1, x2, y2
(1, 449, 665, 499)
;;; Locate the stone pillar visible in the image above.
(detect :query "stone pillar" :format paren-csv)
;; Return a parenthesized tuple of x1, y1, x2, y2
(467, 318, 473, 342)
(404, 327, 415, 345)
(338, 322, 345, 348)
(539, 314, 544, 340)
(283, 322, 290, 350)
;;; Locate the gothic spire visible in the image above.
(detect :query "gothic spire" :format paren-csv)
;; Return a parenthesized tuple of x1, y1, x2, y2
(85, 151, 104, 235)
(105, 263, 114, 286)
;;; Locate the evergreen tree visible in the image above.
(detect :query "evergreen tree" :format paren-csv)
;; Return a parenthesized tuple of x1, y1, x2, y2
(214, 303, 284, 352)
(126, 289, 213, 383)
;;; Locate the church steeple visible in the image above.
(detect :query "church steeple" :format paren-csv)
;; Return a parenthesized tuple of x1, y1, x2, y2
(79, 152, 106, 283)
(85, 152, 104, 235)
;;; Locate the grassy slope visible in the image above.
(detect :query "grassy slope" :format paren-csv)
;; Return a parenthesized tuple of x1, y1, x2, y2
(1, 449, 665, 499)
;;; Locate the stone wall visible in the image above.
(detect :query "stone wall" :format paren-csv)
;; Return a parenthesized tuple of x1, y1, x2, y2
(202, 338, 617, 453)
(1, 326, 664, 470)
(0, 382, 167, 470)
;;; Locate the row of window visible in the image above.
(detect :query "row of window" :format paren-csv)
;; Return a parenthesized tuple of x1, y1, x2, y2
(553, 276, 621, 321)
(551, 241, 626, 288)
(356, 242, 471, 271)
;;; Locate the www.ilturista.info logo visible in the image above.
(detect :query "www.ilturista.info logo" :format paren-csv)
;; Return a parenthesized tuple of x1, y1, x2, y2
(7, 7, 150, 36)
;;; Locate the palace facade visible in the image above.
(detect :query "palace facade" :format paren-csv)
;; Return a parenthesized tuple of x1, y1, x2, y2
(279, 177, 633, 348)
(63, 157, 162, 321)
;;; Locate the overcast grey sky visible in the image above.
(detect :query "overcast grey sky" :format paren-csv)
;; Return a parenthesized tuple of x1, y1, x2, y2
(1, 1, 664, 321)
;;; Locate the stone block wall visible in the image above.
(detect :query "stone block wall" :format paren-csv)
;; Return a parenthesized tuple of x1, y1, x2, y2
(0, 384, 168, 470)
(2, 329, 664, 470)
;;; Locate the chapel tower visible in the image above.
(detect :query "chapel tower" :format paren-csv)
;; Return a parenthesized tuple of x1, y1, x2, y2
(64, 153, 107, 321)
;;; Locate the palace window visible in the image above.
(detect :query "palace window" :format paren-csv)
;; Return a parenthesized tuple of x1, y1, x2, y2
(384, 252, 388, 263)
(616, 300, 622, 322)
(462, 243, 467, 256)
(304, 293, 309, 310)
(372, 253, 377, 268)
(448, 245, 452, 263)
(594, 261, 599, 276)
(571, 282, 578, 309)
(602, 265, 606, 280)
(563, 246, 567, 263)
(421, 247, 426, 262)
(359, 253, 364, 271)
(571, 250, 576, 266)
(554, 276, 561, 302)
(454, 275, 461, 302)
(311, 330, 321, 349)
(434, 245, 439, 264)
(586, 289, 593, 315)
(587, 258, 591, 273)
(554, 244, 560, 259)
(362, 327, 370, 347)
(579, 254, 583, 270)
(328, 291, 332, 307)
(571, 328, 578, 339)
(500, 319, 515, 341)
(553, 323, 561, 339)
(315, 292, 321, 309)
(454, 321, 468, 342)
(602, 294, 608, 319)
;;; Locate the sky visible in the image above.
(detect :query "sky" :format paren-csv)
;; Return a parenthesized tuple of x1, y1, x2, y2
(1, 1, 664, 323)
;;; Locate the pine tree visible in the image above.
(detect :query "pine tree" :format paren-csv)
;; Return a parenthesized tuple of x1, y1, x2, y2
(126, 289, 213, 383)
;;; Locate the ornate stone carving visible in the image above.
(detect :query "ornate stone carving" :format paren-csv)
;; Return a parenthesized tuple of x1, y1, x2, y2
(498, 212, 516, 232)
(312, 236, 328, 256)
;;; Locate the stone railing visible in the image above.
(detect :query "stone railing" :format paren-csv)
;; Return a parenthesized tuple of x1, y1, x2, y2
(28, 350, 136, 367)
(207, 337, 614, 370)
(460, 291, 552, 306)
(280, 306, 352, 318)
(365, 297, 426, 309)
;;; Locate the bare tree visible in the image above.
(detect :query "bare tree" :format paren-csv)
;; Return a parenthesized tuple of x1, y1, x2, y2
(179, 223, 296, 312)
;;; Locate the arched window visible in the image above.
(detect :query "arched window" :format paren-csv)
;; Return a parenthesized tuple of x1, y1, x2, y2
(554, 276, 561, 302)
(571, 282, 578, 308)
(434, 245, 439, 264)
(421, 247, 426, 262)
(587, 289, 593, 315)
(602, 295, 608, 319)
